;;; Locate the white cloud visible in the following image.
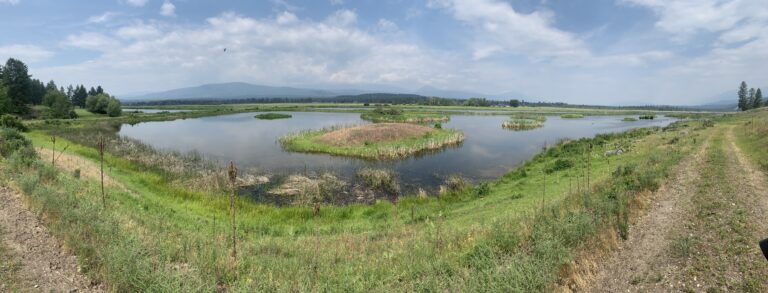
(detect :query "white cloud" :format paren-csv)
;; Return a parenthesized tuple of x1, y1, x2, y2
(429, 0, 589, 61)
(160, 1, 176, 17)
(276, 11, 298, 25)
(325, 9, 357, 26)
(377, 19, 398, 31)
(88, 12, 118, 24)
(63, 32, 120, 51)
(0, 0, 20, 5)
(41, 11, 454, 96)
(125, 0, 148, 7)
(0, 45, 53, 62)
(115, 22, 162, 40)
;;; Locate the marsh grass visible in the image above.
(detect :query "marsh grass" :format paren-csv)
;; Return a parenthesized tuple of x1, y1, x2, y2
(279, 123, 465, 159)
(560, 114, 585, 119)
(255, 113, 292, 120)
(502, 118, 545, 130)
(622, 117, 638, 122)
(360, 108, 450, 123)
(356, 168, 400, 194)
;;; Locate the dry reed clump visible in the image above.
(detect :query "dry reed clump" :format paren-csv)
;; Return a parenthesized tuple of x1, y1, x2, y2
(356, 168, 400, 194)
(317, 123, 434, 146)
(268, 173, 346, 205)
(440, 175, 468, 194)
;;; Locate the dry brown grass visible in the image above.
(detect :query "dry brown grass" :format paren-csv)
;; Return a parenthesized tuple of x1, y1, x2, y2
(317, 123, 434, 146)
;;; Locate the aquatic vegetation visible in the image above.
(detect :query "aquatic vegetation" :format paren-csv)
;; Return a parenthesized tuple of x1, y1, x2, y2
(639, 114, 656, 120)
(502, 118, 545, 130)
(361, 106, 449, 123)
(255, 113, 292, 120)
(622, 117, 638, 122)
(560, 114, 585, 119)
(279, 123, 465, 159)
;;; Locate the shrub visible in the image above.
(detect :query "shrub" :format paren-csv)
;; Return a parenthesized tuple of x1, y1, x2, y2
(473, 182, 491, 197)
(702, 119, 715, 128)
(0, 114, 27, 131)
(0, 127, 34, 158)
(443, 175, 468, 194)
(545, 158, 573, 174)
(434, 123, 442, 129)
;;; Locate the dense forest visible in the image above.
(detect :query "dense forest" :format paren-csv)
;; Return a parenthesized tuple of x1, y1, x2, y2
(0, 58, 122, 120)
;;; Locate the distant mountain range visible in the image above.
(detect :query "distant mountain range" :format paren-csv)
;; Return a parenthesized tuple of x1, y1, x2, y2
(120, 82, 527, 101)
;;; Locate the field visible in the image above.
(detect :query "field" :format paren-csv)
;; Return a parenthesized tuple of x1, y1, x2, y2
(3, 103, 760, 292)
(279, 123, 465, 159)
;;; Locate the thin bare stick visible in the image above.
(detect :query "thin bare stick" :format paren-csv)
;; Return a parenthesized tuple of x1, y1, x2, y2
(97, 137, 106, 208)
(227, 161, 238, 260)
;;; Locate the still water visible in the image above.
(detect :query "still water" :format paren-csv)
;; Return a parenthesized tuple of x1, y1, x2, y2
(119, 112, 675, 190)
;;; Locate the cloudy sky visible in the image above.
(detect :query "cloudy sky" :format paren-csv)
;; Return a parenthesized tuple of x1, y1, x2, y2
(1, 0, 766, 105)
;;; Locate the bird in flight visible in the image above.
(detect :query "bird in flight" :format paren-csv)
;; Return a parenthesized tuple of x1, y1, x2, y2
(223, 48, 227, 52)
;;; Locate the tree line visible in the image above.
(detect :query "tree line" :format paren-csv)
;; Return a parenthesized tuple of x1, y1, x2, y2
(0, 58, 122, 119)
(737, 81, 764, 111)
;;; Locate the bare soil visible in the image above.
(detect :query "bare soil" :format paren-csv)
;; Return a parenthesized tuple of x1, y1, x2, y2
(588, 127, 768, 292)
(317, 123, 434, 146)
(0, 186, 102, 292)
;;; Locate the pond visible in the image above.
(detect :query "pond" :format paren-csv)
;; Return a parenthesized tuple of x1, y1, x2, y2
(118, 112, 676, 191)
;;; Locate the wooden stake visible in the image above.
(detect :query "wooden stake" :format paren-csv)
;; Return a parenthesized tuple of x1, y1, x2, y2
(97, 137, 106, 208)
(227, 161, 238, 259)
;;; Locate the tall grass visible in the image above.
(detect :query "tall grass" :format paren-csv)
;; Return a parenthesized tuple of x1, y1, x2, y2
(279, 125, 465, 159)
(0, 120, 700, 291)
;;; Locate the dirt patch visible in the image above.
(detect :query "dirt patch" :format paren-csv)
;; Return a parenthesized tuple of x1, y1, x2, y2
(584, 133, 710, 292)
(317, 123, 434, 146)
(0, 186, 102, 292)
(36, 147, 121, 188)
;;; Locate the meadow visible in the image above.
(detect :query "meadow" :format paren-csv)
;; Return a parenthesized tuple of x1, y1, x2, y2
(0, 103, 727, 291)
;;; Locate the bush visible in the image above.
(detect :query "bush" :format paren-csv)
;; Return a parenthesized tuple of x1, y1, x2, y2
(434, 123, 442, 129)
(0, 127, 34, 158)
(545, 159, 573, 174)
(86, 93, 122, 116)
(0, 114, 27, 131)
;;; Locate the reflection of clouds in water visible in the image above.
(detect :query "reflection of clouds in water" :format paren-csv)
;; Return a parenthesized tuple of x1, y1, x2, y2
(467, 144, 497, 158)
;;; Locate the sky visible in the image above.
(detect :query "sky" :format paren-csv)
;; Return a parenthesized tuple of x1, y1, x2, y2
(1, 0, 767, 105)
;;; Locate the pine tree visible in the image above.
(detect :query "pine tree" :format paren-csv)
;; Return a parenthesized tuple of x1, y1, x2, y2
(72, 85, 88, 108)
(738, 81, 749, 111)
(1, 58, 32, 113)
(748, 88, 756, 109)
(96, 85, 104, 95)
(754, 88, 764, 108)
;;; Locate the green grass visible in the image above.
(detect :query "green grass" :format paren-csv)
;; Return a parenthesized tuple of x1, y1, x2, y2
(622, 117, 638, 122)
(360, 112, 450, 123)
(0, 116, 705, 291)
(502, 118, 545, 130)
(560, 114, 584, 119)
(279, 124, 465, 160)
(255, 113, 292, 120)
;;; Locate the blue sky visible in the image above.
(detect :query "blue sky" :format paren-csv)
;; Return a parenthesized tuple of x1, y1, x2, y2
(1, 0, 767, 105)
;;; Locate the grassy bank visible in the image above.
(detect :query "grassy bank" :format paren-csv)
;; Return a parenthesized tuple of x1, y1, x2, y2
(360, 108, 449, 123)
(279, 123, 465, 159)
(0, 117, 706, 291)
(561, 114, 585, 119)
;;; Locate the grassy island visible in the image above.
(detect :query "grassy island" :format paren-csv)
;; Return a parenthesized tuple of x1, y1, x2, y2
(279, 123, 464, 159)
(502, 115, 546, 130)
(622, 117, 638, 122)
(255, 113, 292, 120)
(560, 114, 585, 119)
(360, 107, 449, 123)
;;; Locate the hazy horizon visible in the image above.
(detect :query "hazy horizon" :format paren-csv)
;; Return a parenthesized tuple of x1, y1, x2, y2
(1, 0, 766, 105)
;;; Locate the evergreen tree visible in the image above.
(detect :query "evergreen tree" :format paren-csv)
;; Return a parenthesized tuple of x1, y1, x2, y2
(738, 81, 749, 111)
(88, 87, 97, 96)
(72, 85, 88, 108)
(754, 88, 763, 108)
(0, 84, 9, 115)
(45, 80, 58, 93)
(47, 91, 73, 118)
(748, 88, 756, 109)
(1, 58, 32, 113)
(29, 79, 46, 105)
(96, 85, 104, 95)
